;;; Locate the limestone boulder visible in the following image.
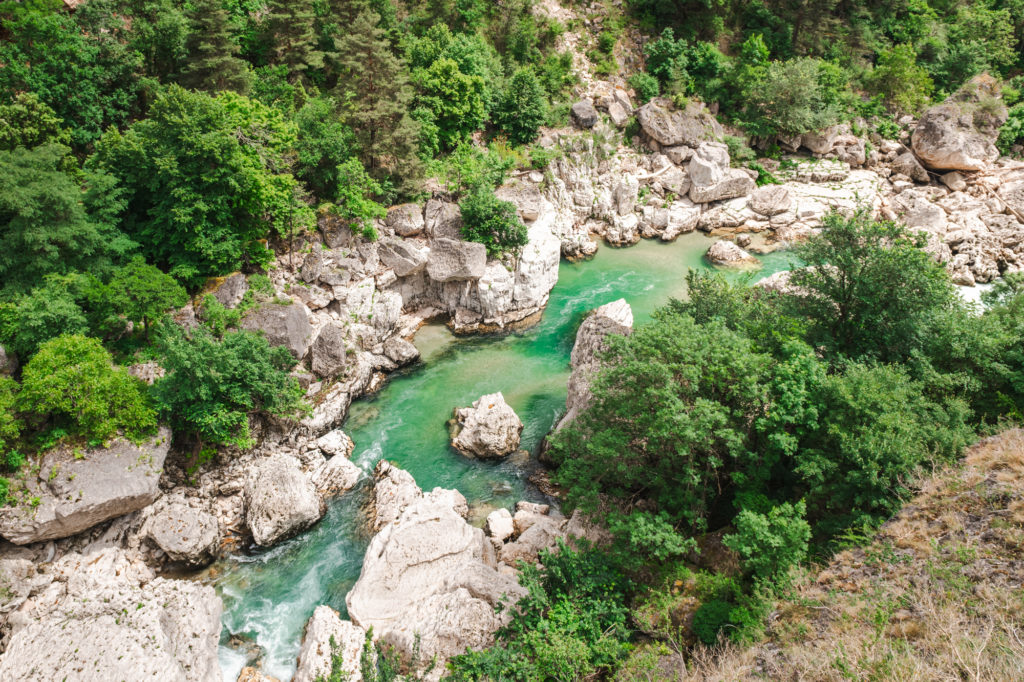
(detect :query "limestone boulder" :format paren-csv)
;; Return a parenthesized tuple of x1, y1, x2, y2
(383, 336, 420, 366)
(451, 392, 524, 458)
(0, 548, 222, 682)
(379, 237, 428, 278)
(748, 185, 792, 217)
(346, 462, 526, 668)
(892, 152, 930, 183)
(300, 251, 323, 283)
(312, 455, 361, 497)
(571, 100, 599, 128)
(0, 343, 14, 375)
(240, 301, 314, 360)
(386, 203, 425, 237)
(555, 299, 633, 431)
(244, 455, 324, 547)
(425, 199, 463, 239)
(316, 429, 354, 458)
(485, 508, 515, 545)
(146, 498, 220, 567)
(311, 323, 349, 378)
(212, 272, 248, 308)
(912, 76, 1007, 171)
(607, 101, 630, 128)
(636, 98, 723, 148)
(426, 238, 487, 282)
(294, 606, 368, 682)
(0, 427, 171, 545)
(688, 142, 755, 203)
(706, 240, 761, 268)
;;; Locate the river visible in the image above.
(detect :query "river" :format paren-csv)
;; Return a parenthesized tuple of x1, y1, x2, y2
(214, 232, 793, 681)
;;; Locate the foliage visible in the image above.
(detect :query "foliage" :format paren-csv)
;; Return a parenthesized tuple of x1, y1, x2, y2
(724, 500, 810, 583)
(264, 0, 324, 85)
(180, 0, 252, 93)
(493, 68, 547, 146)
(644, 28, 688, 91)
(295, 97, 357, 200)
(628, 72, 660, 104)
(458, 187, 528, 258)
(448, 543, 633, 681)
(868, 44, 934, 114)
(607, 510, 696, 569)
(0, 144, 131, 297)
(0, 377, 21, 463)
(18, 335, 156, 442)
(411, 57, 487, 150)
(105, 257, 189, 338)
(429, 142, 516, 197)
(788, 210, 957, 364)
(90, 86, 312, 286)
(0, 93, 72, 153)
(738, 56, 845, 138)
(692, 599, 734, 645)
(998, 104, 1024, 155)
(152, 325, 307, 449)
(0, 276, 91, 359)
(328, 159, 387, 240)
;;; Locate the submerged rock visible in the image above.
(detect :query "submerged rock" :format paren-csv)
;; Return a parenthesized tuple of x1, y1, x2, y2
(347, 461, 526, 669)
(244, 455, 324, 547)
(706, 240, 761, 268)
(451, 392, 524, 459)
(0, 427, 171, 545)
(555, 299, 634, 431)
(0, 548, 222, 681)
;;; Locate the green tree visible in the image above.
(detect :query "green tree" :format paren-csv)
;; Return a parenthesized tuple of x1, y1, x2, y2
(153, 325, 307, 450)
(180, 0, 253, 93)
(0, 377, 21, 460)
(265, 0, 325, 84)
(787, 210, 956, 363)
(411, 57, 487, 150)
(295, 97, 356, 200)
(868, 44, 933, 114)
(90, 86, 312, 286)
(644, 27, 688, 90)
(459, 187, 528, 257)
(332, 9, 422, 187)
(739, 56, 845, 138)
(18, 335, 156, 442)
(329, 158, 386, 240)
(493, 68, 547, 145)
(0, 276, 90, 359)
(105, 258, 188, 339)
(0, 144, 131, 296)
(724, 500, 811, 583)
(549, 313, 770, 533)
(0, 93, 71, 152)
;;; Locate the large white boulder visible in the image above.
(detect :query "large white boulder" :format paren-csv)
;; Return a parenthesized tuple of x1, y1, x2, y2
(706, 240, 761, 268)
(0, 548, 222, 681)
(294, 606, 368, 682)
(240, 301, 314, 360)
(0, 427, 171, 545)
(426, 238, 488, 282)
(451, 392, 524, 458)
(145, 497, 221, 567)
(555, 299, 634, 431)
(688, 143, 755, 204)
(912, 75, 1006, 171)
(346, 462, 526, 669)
(244, 455, 324, 546)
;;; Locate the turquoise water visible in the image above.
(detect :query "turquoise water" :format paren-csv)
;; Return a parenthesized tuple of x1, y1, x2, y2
(215, 233, 793, 681)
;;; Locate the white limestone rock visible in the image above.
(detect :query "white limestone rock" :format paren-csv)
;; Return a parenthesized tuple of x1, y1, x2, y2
(244, 455, 325, 547)
(294, 606, 368, 682)
(451, 392, 524, 459)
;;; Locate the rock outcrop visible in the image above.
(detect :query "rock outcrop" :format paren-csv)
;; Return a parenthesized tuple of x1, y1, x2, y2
(911, 75, 1007, 172)
(0, 427, 171, 545)
(426, 238, 488, 282)
(346, 461, 526, 668)
(571, 100, 599, 128)
(294, 606, 368, 682)
(145, 496, 220, 567)
(244, 455, 325, 546)
(451, 392, 524, 458)
(636, 98, 723, 148)
(240, 301, 314, 360)
(706, 240, 760, 268)
(555, 299, 634, 431)
(0, 548, 222, 681)
(688, 142, 756, 203)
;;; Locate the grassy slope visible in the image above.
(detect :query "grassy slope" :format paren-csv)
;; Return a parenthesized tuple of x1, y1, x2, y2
(623, 429, 1024, 681)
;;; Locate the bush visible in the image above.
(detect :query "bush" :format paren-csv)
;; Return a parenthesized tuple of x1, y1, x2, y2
(998, 104, 1024, 155)
(0, 276, 90, 359)
(868, 44, 933, 115)
(18, 335, 156, 443)
(724, 500, 810, 583)
(692, 599, 733, 645)
(153, 325, 307, 451)
(0, 377, 21, 462)
(493, 68, 547, 146)
(738, 56, 846, 138)
(329, 158, 386, 241)
(643, 28, 687, 90)
(459, 187, 528, 257)
(628, 72, 659, 104)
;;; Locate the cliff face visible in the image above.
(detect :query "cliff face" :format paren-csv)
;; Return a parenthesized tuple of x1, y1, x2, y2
(622, 429, 1024, 680)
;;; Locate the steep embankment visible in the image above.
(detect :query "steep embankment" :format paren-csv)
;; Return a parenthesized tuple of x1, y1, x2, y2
(628, 429, 1024, 681)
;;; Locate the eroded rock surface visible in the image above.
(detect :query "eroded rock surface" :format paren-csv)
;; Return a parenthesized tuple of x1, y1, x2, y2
(294, 605, 367, 682)
(0, 427, 171, 545)
(912, 75, 1007, 171)
(240, 301, 314, 360)
(244, 455, 324, 546)
(451, 392, 524, 458)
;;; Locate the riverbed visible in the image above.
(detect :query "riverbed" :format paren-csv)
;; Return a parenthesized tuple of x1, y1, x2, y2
(215, 233, 793, 681)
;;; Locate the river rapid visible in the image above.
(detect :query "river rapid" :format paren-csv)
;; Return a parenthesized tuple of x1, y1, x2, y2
(215, 233, 792, 681)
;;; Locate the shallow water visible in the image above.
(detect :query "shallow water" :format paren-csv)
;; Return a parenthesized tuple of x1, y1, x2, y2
(215, 233, 793, 681)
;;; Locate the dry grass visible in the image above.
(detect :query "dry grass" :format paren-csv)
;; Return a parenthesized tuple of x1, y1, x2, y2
(622, 429, 1024, 681)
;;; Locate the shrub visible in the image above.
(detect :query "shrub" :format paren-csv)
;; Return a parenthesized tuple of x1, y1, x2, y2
(724, 500, 811, 583)
(459, 187, 528, 257)
(105, 257, 188, 340)
(0, 276, 90, 359)
(868, 44, 933, 115)
(692, 599, 733, 645)
(643, 28, 687, 90)
(493, 68, 547, 146)
(628, 72, 659, 104)
(330, 158, 386, 241)
(153, 325, 307, 450)
(998, 104, 1024, 155)
(18, 335, 156, 443)
(0, 377, 21, 460)
(739, 57, 845, 138)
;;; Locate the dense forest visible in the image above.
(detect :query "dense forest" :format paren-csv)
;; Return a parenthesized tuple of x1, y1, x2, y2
(2, 0, 1024, 679)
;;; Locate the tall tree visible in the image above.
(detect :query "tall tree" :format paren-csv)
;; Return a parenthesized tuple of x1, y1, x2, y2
(332, 9, 421, 188)
(179, 0, 252, 94)
(265, 0, 324, 84)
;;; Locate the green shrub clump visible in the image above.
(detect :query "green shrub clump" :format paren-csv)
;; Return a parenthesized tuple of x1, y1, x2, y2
(459, 187, 528, 258)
